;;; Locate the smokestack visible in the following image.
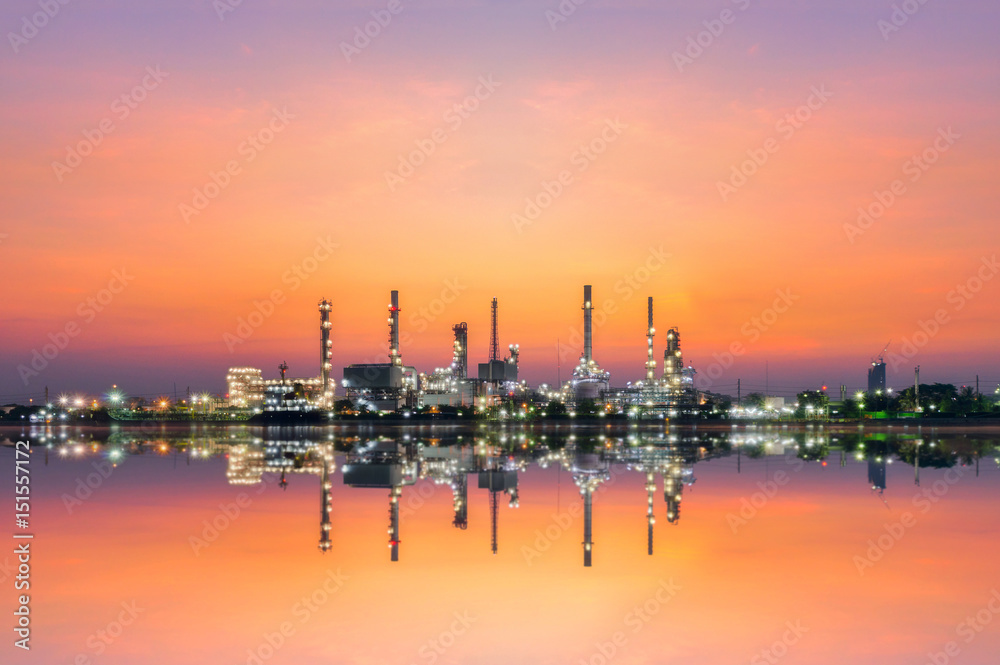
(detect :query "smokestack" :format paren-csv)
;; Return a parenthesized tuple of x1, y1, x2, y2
(646, 297, 656, 382)
(319, 299, 332, 399)
(489, 298, 499, 362)
(583, 285, 593, 364)
(388, 290, 401, 366)
(583, 487, 593, 567)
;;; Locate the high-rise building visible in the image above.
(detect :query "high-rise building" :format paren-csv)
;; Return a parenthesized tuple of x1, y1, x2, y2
(868, 361, 887, 394)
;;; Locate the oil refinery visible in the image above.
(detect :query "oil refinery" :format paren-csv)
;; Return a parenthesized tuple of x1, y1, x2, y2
(222, 284, 709, 418)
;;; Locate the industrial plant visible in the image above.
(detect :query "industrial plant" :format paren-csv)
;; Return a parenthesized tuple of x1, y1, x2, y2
(224, 284, 706, 418)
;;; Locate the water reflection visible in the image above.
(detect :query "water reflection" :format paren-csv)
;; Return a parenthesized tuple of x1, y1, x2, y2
(11, 426, 998, 567)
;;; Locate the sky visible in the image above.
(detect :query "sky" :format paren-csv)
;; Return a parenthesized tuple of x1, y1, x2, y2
(1, 0, 999, 400)
(2, 432, 999, 664)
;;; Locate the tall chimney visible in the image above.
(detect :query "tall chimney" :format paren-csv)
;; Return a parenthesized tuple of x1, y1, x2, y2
(646, 297, 656, 382)
(388, 290, 401, 366)
(319, 299, 332, 399)
(583, 285, 593, 364)
(489, 298, 499, 362)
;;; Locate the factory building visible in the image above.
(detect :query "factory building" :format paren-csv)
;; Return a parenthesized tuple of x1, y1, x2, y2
(227, 367, 265, 408)
(478, 349, 519, 384)
(343, 290, 417, 412)
(420, 322, 475, 407)
(226, 364, 323, 411)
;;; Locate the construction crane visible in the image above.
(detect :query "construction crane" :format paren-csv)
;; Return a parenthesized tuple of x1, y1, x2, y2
(872, 340, 891, 364)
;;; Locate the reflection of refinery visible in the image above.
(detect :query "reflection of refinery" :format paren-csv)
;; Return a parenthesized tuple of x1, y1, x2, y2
(222, 284, 707, 416)
(34, 428, 982, 565)
(219, 434, 703, 565)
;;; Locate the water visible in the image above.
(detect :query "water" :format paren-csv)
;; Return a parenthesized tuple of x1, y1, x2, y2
(2, 423, 999, 665)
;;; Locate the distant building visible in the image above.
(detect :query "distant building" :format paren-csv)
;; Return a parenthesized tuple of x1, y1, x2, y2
(764, 396, 785, 411)
(868, 361, 887, 394)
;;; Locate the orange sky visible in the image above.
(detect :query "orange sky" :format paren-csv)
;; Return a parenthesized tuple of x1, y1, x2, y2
(1, 1, 998, 397)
